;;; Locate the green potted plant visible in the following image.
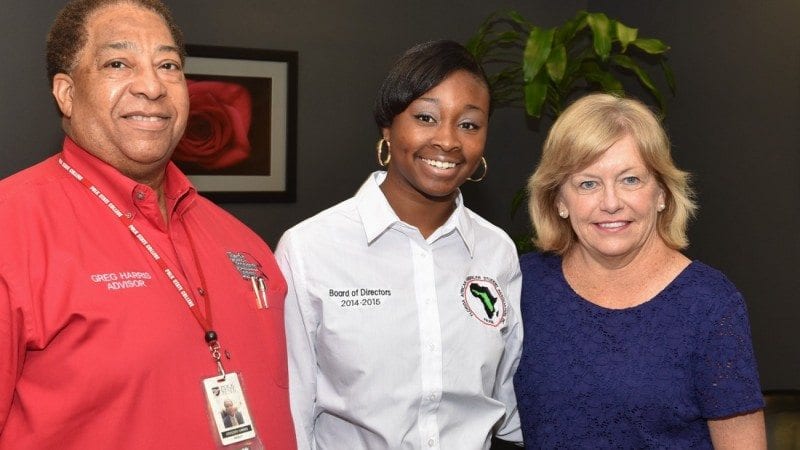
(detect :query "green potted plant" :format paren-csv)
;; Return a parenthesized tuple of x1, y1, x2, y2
(466, 10, 675, 251)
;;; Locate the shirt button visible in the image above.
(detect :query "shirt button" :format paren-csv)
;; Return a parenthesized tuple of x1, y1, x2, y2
(135, 191, 146, 200)
(427, 438, 436, 447)
(125, 212, 133, 219)
(428, 343, 435, 351)
(428, 393, 436, 401)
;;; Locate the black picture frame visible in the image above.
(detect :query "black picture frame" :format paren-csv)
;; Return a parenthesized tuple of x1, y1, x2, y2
(174, 44, 298, 202)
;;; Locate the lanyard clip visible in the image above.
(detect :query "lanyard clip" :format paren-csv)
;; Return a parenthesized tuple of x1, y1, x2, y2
(206, 332, 227, 380)
(215, 357, 227, 381)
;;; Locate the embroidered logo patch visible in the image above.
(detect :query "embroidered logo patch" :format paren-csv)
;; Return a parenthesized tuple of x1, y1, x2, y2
(226, 251, 263, 279)
(461, 276, 507, 327)
(227, 251, 270, 309)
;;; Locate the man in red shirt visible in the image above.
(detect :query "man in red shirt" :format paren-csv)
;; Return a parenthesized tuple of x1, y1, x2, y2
(0, 1, 295, 448)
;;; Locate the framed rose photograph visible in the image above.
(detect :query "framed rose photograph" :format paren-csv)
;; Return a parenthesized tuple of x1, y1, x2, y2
(174, 44, 298, 202)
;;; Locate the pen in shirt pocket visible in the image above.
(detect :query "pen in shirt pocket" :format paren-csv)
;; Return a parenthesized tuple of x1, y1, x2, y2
(248, 274, 269, 309)
(227, 251, 269, 309)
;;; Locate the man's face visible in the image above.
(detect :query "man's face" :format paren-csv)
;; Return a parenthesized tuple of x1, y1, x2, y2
(52, 3, 189, 182)
(224, 400, 236, 415)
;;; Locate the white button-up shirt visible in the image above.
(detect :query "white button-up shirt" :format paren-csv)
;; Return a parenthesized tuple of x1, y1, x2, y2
(277, 172, 523, 450)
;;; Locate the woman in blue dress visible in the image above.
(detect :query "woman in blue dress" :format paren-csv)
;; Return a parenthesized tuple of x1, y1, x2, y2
(515, 93, 765, 448)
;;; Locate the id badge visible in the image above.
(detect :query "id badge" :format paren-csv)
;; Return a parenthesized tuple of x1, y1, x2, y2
(203, 372, 263, 449)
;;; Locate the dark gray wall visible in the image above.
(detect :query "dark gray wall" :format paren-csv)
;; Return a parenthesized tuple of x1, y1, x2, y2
(0, 0, 577, 242)
(1, 1, 797, 389)
(589, 0, 800, 390)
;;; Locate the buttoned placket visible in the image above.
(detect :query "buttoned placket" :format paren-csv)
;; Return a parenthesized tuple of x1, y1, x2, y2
(410, 236, 443, 450)
(131, 183, 208, 311)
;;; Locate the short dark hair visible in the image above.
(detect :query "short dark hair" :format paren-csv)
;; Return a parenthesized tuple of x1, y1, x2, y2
(46, 0, 185, 85)
(373, 40, 491, 130)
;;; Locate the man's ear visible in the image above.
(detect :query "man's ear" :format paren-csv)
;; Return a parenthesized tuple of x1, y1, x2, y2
(52, 73, 75, 118)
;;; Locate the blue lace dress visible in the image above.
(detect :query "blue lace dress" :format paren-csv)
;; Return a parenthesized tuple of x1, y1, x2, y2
(515, 252, 764, 449)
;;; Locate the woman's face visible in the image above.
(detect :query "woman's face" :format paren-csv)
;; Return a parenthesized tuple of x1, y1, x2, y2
(381, 70, 490, 203)
(557, 134, 666, 264)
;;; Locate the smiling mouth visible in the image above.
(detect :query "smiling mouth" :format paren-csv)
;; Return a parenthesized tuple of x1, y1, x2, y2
(125, 115, 167, 122)
(420, 157, 458, 169)
(597, 221, 629, 229)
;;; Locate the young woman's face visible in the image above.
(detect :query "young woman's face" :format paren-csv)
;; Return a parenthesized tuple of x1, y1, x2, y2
(380, 70, 490, 203)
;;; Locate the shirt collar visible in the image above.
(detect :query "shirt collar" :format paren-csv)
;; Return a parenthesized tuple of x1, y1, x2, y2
(355, 171, 476, 256)
(59, 137, 197, 225)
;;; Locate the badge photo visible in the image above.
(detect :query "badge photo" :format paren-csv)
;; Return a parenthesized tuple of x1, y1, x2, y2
(202, 373, 261, 449)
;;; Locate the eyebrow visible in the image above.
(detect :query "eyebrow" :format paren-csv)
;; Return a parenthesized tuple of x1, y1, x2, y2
(575, 166, 646, 178)
(102, 41, 181, 56)
(415, 97, 487, 114)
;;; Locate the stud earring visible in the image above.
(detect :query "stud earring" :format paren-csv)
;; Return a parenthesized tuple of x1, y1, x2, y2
(559, 210, 569, 219)
(657, 203, 665, 212)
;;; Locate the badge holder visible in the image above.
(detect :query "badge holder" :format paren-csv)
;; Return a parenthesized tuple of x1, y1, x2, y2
(202, 341, 264, 449)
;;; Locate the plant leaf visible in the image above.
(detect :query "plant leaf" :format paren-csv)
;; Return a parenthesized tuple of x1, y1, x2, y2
(586, 12, 612, 60)
(582, 61, 624, 94)
(632, 38, 670, 54)
(507, 10, 528, 26)
(510, 187, 527, 219)
(490, 30, 525, 47)
(465, 37, 483, 58)
(466, 12, 499, 57)
(615, 21, 638, 52)
(524, 70, 550, 117)
(554, 10, 588, 44)
(513, 233, 536, 255)
(523, 26, 555, 82)
(660, 59, 676, 94)
(610, 54, 666, 112)
(546, 44, 567, 83)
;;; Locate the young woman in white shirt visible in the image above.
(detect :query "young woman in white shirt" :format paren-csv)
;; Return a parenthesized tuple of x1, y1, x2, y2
(277, 40, 522, 450)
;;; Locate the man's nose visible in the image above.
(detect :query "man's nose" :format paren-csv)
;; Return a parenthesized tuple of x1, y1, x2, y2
(130, 65, 167, 100)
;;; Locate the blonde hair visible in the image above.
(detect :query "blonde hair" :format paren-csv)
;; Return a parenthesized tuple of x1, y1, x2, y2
(528, 93, 696, 254)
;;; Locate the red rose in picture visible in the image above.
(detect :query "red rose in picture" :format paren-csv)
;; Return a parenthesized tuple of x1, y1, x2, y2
(174, 80, 253, 169)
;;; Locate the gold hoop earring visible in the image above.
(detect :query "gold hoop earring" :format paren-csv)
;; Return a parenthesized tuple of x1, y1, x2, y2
(376, 138, 391, 167)
(467, 157, 487, 182)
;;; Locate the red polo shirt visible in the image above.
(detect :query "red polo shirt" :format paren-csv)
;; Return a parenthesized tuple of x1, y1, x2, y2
(0, 138, 296, 449)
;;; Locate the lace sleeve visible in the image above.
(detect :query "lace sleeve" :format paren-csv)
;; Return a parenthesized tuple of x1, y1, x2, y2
(692, 276, 765, 418)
